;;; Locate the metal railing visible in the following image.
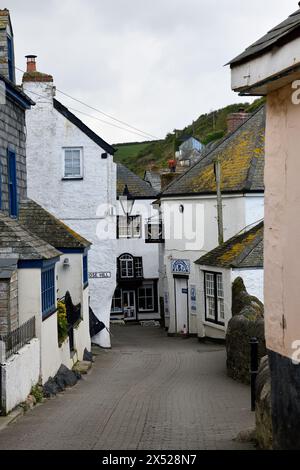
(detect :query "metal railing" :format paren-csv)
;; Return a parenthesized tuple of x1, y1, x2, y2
(0, 317, 36, 361)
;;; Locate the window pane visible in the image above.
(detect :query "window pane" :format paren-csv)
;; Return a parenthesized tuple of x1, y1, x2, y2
(64, 149, 81, 177)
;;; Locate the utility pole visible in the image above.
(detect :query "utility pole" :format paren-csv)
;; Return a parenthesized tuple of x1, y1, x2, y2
(214, 159, 224, 245)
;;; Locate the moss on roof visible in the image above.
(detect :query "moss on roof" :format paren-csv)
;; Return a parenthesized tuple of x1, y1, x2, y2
(196, 221, 264, 269)
(19, 199, 91, 250)
(162, 106, 265, 196)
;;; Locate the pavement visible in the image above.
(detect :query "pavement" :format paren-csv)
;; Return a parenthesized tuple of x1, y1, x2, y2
(0, 325, 255, 450)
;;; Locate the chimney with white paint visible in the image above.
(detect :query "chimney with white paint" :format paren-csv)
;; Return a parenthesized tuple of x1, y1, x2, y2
(22, 55, 55, 104)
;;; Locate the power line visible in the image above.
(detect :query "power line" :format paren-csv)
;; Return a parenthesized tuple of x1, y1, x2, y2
(15, 64, 158, 140)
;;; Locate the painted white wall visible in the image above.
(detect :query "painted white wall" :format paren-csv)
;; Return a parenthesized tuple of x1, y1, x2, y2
(232, 269, 264, 303)
(116, 199, 160, 280)
(23, 80, 117, 348)
(1, 338, 40, 414)
(57, 253, 82, 305)
(245, 195, 264, 227)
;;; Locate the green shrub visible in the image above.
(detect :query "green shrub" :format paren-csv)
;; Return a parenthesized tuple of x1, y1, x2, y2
(57, 300, 68, 345)
(31, 384, 43, 403)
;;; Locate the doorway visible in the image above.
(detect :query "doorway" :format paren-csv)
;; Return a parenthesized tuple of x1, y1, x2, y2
(174, 277, 189, 333)
(123, 290, 136, 321)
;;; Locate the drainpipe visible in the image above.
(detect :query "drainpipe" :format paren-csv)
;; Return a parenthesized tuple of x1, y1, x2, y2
(214, 159, 224, 245)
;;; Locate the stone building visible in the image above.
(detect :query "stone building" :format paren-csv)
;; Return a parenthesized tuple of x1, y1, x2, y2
(159, 106, 265, 340)
(111, 164, 161, 323)
(22, 56, 117, 348)
(229, 4, 300, 449)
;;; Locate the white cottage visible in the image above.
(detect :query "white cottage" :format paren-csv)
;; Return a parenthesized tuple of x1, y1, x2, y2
(195, 221, 263, 338)
(22, 57, 117, 348)
(159, 106, 265, 340)
(111, 164, 161, 323)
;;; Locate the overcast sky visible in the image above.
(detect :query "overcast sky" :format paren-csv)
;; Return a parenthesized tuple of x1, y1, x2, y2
(4, 0, 298, 143)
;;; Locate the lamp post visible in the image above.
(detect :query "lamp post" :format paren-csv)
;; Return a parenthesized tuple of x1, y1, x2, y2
(119, 185, 135, 216)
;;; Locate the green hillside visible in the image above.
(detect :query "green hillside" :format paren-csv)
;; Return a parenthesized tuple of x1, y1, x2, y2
(114, 98, 265, 176)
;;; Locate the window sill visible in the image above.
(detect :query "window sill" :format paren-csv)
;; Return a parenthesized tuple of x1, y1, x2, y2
(203, 320, 225, 330)
(62, 177, 83, 181)
(42, 308, 57, 322)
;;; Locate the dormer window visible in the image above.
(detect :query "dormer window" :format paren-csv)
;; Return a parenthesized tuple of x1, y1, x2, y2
(63, 148, 83, 179)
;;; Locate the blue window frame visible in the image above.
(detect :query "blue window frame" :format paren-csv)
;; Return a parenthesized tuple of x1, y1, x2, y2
(7, 149, 17, 217)
(41, 266, 56, 318)
(7, 36, 14, 82)
(83, 254, 88, 288)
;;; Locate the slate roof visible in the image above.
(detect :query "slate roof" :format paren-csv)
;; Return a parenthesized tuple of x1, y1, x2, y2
(19, 199, 91, 250)
(161, 106, 265, 197)
(229, 8, 300, 66)
(0, 73, 35, 108)
(117, 163, 159, 199)
(0, 212, 61, 261)
(53, 99, 115, 155)
(196, 221, 264, 269)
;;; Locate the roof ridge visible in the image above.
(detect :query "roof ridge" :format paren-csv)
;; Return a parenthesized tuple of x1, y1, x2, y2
(53, 98, 115, 155)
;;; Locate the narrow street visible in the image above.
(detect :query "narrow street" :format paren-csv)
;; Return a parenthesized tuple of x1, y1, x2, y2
(0, 326, 254, 450)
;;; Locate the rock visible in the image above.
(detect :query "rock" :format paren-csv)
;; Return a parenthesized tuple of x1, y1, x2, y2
(255, 356, 273, 449)
(56, 364, 78, 388)
(73, 361, 92, 375)
(226, 278, 266, 384)
(43, 378, 60, 397)
(83, 348, 94, 362)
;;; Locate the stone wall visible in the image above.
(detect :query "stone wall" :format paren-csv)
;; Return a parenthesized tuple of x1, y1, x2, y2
(0, 95, 27, 214)
(255, 355, 273, 449)
(0, 270, 18, 335)
(226, 277, 266, 384)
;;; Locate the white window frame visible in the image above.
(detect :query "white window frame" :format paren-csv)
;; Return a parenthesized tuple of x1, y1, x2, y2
(119, 254, 134, 279)
(111, 288, 122, 313)
(117, 215, 141, 239)
(204, 272, 225, 325)
(138, 283, 154, 312)
(63, 147, 83, 179)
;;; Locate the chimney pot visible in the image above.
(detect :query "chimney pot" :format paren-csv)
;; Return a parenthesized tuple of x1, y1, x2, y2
(25, 55, 37, 73)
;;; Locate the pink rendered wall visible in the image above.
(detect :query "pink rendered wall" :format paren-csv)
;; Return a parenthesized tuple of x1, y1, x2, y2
(265, 83, 300, 360)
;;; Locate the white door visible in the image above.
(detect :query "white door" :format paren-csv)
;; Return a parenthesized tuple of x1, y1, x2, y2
(123, 291, 136, 320)
(175, 278, 189, 333)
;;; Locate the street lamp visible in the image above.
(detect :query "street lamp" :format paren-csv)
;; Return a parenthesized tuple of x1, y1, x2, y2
(119, 184, 135, 216)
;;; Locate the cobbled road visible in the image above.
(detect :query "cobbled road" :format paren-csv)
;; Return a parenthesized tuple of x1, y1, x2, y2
(0, 325, 255, 450)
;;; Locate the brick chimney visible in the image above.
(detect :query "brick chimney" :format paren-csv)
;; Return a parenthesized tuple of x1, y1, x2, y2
(25, 55, 37, 73)
(22, 55, 53, 83)
(227, 108, 250, 134)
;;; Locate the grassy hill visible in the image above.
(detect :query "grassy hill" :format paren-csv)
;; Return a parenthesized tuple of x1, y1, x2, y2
(114, 98, 265, 176)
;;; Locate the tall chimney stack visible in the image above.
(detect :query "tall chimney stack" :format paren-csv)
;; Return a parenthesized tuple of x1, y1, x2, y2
(25, 55, 37, 73)
(227, 108, 250, 134)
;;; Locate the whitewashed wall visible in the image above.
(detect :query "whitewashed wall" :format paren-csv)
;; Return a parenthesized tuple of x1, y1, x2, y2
(1, 338, 40, 414)
(160, 193, 264, 337)
(232, 269, 264, 303)
(23, 80, 117, 348)
(116, 199, 160, 279)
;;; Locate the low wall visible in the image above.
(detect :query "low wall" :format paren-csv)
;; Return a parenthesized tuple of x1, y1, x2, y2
(1, 338, 40, 414)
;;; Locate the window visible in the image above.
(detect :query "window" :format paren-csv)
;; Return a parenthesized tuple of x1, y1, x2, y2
(83, 254, 88, 288)
(41, 266, 56, 318)
(7, 36, 14, 82)
(134, 257, 143, 278)
(111, 288, 122, 313)
(204, 272, 225, 325)
(63, 148, 83, 178)
(138, 284, 154, 311)
(7, 149, 17, 217)
(119, 254, 134, 278)
(117, 215, 141, 239)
